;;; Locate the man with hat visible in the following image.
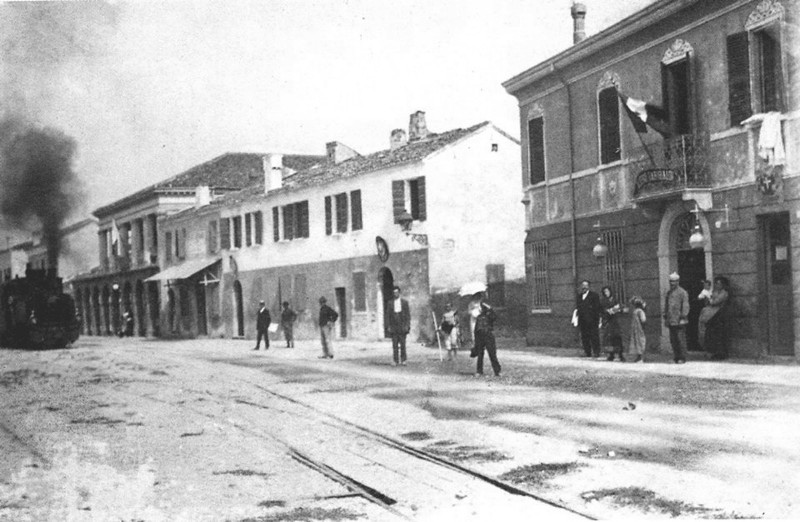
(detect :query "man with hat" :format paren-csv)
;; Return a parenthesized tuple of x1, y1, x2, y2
(664, 272, 690, 363)
(318, 296, 338, 359)
(254, 300, 271, 350)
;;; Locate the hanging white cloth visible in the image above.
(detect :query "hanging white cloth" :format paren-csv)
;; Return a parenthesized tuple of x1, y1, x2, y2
(758, 112, 786, 166)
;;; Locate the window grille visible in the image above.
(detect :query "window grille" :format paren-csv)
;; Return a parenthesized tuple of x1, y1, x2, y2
(207, 220, 218, 254)
(527, 240, 550, 309)
(601, 229, 625, 302)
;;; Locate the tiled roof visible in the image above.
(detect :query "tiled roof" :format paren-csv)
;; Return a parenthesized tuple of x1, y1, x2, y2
(94, 153, 325, 217)
(217, 121, 492, 206)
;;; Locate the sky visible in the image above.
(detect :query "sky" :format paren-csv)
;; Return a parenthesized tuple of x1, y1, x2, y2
(0, 0, 658, 241)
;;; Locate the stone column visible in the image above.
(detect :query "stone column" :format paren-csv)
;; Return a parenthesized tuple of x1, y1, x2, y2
(131, 219, 143, 268)
(143, 215, 153, 265)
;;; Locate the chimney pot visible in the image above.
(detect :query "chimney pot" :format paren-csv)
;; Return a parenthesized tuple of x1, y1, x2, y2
(195, 185, 211, 207)
(571, 2, 587, 44)
(390, 128, 408, 150)
(264, 153, 284, 193)
(408, 111, 429, 141)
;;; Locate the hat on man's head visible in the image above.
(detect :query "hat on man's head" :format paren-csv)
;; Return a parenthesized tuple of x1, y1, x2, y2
(259, 300, 265, 305)
(669, 272, 680, 281)
(319, 296, 327, 304)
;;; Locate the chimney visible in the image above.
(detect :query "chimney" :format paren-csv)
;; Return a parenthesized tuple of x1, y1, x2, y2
(325, 141, 360, 165)
(408, 111, 429, 141)
(195, 185, 211, 207)
(571, 2, 587, 44)
(390, 128, 408, 150)
(263, 153, 284, 193)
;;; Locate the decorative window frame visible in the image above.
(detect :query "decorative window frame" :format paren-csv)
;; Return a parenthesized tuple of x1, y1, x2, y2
(661, 38, 694, 65)
(596, 71, 623, 165)
(744, 0, 788, 114)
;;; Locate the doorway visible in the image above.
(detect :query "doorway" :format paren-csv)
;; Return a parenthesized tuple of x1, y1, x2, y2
(335, 287, 347, 338)
(678, 248, 706, 351)
(196, 283, 208, 336)
(378, 267, 394, 338)
(761, 213, 794, 355)
(234, 280, 244, 337)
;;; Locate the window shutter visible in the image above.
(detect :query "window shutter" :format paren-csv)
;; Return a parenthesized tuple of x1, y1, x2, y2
(220, 219, 231, 250)
(325, 196, 332, 235)
(245, 213, 252, 247)
(272, 207, 280, 242)
(254, 211, 263, 244)
(350, 190, 362, 231)
(727, 32, 751, 127)
(416, 177, 426, 221)
(527, 117, 545, 184)
(760, 31, 781, 112)
(233, 216, 242, 248)
(297, 201, 309, 238)
(598, 87, 621, 164)
(335, 193, 348, 233)
(392, 180, 405, 223)
(165, 231, 173, 261)
(283, 204, 295, 240)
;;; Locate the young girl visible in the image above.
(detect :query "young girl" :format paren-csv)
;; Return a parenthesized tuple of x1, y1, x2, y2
(629, 296, 647, 363)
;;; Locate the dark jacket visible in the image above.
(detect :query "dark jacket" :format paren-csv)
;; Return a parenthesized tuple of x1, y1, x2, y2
(280, 307, 297, 326)
(318, 304, 338, 326)
(256, 307, 271, 332)
(576, 290, 601, 329)
(386, 298, 411, 335)
(474, 302, 496, 334)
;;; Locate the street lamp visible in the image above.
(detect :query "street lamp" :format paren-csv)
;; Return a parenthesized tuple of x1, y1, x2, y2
(592, 221, 610, 258)
(689, 203, 731, 249)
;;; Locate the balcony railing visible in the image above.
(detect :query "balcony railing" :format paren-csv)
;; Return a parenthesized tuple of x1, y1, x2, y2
(630, 133, 710, 200)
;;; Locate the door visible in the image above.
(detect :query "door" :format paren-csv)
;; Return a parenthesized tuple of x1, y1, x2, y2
(763, 213, 794, 355)
(234, 280, 244, 337)
(379, 267, 394, 338)
(196, 284, 207, 336)
(335, 287, 347, 338)
(678, 248, 706, 351)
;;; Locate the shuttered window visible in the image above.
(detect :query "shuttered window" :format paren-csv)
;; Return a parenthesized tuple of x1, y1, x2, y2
(272, 207, 280, 242)
(253, 211, 263, 244)
(410, 177, 426, 221)
(220, 218, 231, 250)
(727, 32, 751, 127)
(283, 204, 295, 240)
(325, 196, 332, 235)
(207, 220, 218, 254)
(295, 201, 309, 238)
(350, 190, 363, 231)
(392, 180, 404, 223)
(245, 213, 252, 247)
(165, 231, 173, 262)
(661, 57, 692, 136)
(232, 216, 242, 248)
(598, 87, 621, 164)
(527, 117, 545, 185)
(335, 192, 348, 233)
(602, 229, 626, 303)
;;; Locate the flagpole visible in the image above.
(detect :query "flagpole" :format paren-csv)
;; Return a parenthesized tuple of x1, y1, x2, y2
(635, 128, 658, 168)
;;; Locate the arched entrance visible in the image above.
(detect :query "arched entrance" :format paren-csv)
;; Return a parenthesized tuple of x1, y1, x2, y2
(658, 200, 713, 351)
(101, 286, 110, 335)
(92, 287, 101, 336)
(234, 280, 244, 337)
(377, 267, 394, 338)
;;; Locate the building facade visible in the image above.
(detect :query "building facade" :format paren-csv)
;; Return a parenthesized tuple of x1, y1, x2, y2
(504, 0, 799, 358)
(152, 113, 525, 343)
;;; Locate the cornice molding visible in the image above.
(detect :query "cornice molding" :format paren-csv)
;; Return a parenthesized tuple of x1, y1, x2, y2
(745, 0, 784, 30)
(662, 39, 694, 64)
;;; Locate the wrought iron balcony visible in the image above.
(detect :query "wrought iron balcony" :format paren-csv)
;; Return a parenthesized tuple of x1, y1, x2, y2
(630, 133, 710, 201)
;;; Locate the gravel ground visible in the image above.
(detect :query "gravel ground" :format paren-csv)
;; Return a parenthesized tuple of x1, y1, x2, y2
(1, 335, 799, 521)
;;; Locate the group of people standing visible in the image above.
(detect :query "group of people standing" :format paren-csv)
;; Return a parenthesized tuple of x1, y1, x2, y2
(574, 273, 731, 363)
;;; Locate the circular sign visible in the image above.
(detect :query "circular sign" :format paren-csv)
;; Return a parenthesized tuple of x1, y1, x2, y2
(375, 236, 389, 263)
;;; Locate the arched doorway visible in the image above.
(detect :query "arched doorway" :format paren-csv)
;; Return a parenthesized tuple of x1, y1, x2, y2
(135, 281, 145, 336)
(377, 267, 394, 338)
(234, 280, 244, 337)
(93, 287, 101, 336)
(674, 213, 706, 351)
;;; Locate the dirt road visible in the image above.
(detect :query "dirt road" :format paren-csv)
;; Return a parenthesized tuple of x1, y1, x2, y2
(1, 337, 798, 520)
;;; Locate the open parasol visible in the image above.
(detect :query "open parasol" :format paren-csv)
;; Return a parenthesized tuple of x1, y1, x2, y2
(458, 281, 487, 297)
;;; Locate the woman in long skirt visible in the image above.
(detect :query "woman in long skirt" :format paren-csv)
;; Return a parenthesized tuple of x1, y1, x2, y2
(628, 296, 647, 363)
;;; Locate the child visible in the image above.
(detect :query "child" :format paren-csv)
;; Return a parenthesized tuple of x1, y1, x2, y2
(628, 296, 647, 363)
(698, 280, 712, 303)
(440, 303, 460, 360)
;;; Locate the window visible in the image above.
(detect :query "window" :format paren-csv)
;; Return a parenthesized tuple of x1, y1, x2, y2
(601, 229, 625, 303)
(392, 177, 426, 223)
(272, 207, 280, 242)
(220, 218, 231, 250)
(245, 213, 252, 247)
(350, 190, 362, 231)
(353, 271, 366, 311)
(727, 32, 752, 126)
(335, 192, 348, 233)
(526, 241, 550, 309)
(179, 228, 186, 260)
(598, 87, 621, 164)
(527, 117, 545, 184)
(324, 196, 332, 236)
(661, 57, 692, 136)
(232, 216, 242, 248)
(753, 27, 784, 113)
(207, 220, 218, 254)
(294, 274, 307, 311)
(486, 264, 505, 307)
(253, 211, 263, 245)
(165, 231, 173, 262)
(282, 204, 295, 240)
(276, 201, 309, 241)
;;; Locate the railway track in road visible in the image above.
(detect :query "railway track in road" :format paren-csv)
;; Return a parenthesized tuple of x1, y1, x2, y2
(99, 351, 595, 521)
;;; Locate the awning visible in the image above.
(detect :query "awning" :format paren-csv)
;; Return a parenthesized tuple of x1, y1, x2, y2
(144, 257, 221, 282)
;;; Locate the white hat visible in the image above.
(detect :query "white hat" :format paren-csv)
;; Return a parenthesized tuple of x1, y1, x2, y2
(669, 272, 680, 281)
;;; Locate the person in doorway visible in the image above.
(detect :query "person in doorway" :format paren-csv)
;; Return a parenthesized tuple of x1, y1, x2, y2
(576, 280, 602, 358)
(663, 272, 690, 364)
(387, 286, 411, 366)
(704, 276, 731, 360)
(280, 301, 297, 348)
(628, 296, 647, 363)
(318, 296, 338, 359)
(600, 286, 624, 362)
(471, 293, 501, 377)
(253, 300, 271, 350)
(696, 279, 713, 349)
(440, 302, 460, 360)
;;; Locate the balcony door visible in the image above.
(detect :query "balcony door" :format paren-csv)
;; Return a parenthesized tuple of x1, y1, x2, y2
(662, 57, 693, 137)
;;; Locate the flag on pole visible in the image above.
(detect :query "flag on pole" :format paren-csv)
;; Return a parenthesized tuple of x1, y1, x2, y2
(616, 89, 671, 137)
(111, 218, 120, 256)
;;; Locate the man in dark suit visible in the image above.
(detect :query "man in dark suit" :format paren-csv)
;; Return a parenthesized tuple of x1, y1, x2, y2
(254, 300, 271, 350)
(576, 280, 602, 357)
(387, 286, 411, 366)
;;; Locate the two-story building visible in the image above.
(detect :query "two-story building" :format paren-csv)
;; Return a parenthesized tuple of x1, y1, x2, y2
(503, 0, 798, 358)
(71, 152, 323, 338)
(151, 112, 526, 343)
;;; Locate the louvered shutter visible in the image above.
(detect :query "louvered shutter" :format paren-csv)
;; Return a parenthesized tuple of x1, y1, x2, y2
(283, 204, 295, 240)
(245, 213, 252, 246)
(350, 190, 362, 231)
(416, 177, 426, 221)
(392, 180, 405, 223)
(335, 193, 348, 233)
(527, 118, 545, 184)
(297, 201, 309, 238)
(220, 218, 231, 250)
(325, 196, 332, 235)
(254, 211, 263, 244)
(727, 32, 751, 127)
(272, 207, 280, 242)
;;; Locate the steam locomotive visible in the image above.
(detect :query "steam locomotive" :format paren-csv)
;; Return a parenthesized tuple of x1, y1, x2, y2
(0, 268, 81, 349)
